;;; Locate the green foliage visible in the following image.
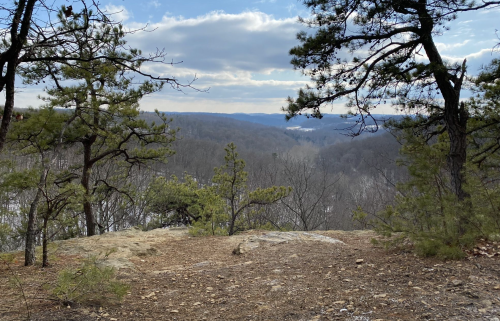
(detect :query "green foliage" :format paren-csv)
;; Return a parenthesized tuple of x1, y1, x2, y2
(414, 239, 465, 260)
(368, 127, 500, 259)
(50, 256, 129, 306)
(189, 187, 229, 236)
(352, 206, 369, 229)
(282, 0, 491, 132)
(212, 143, 291, 235)
(145, 174, 229, 234)
(0, 223, 14, 252)
(24, 17, 177, 237)
(145, 143, 290, 236)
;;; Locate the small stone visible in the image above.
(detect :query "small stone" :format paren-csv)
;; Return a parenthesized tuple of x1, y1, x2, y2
(451, 280, 463, 287)
(193, 302, 201, 306)
(289, 254, 299, 258)
(482, 300, 493, 308)
(355, 259, 364, 264)
(333, 301, 346, 305)
(374, 293, 387, 299)
(171, 310, 179, 313)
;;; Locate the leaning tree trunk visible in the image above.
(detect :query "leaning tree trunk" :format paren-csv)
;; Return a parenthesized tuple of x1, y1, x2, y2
(0, 0, 37, 152)
(0, 66, 16, 153)
(419, 10, 470, 233)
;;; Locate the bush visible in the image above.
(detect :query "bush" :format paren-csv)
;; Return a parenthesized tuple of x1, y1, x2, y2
(365, 129, 495, 260)
(0, 223, 14, 252)
(50, 256, 129, 306)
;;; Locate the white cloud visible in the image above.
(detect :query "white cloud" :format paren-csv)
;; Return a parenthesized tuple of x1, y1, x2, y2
(435, 40, 470, 52)
(105, 5, 131, 22)
(147, 0, 161, 9)
(125, 11, 301, 74)
(138, 96, 352, 114)
(115, 11, 307, 105)
(442, 48, 498, 74)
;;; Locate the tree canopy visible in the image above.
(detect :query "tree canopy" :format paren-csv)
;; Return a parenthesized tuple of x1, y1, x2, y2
(0, 1, 195, 153)
(284, 0, 500, 210)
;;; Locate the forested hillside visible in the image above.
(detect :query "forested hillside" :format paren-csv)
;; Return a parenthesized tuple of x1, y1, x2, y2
(2, 0, 499, 268)
(0, 109, 406, 257)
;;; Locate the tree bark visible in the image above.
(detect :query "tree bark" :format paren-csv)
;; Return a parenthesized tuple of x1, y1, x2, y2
(82, 139, 96, 236)
(24, 177, 44, 266)
(42, 214, 49, 267)
(418, 6, 470, 233)
(0, 0, 37, 152)
(418, 8, 469, 202)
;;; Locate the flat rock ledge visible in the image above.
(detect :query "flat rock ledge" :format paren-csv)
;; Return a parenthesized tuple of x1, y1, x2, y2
(232, 231, 344, 255)
(51, 226, 189, 270)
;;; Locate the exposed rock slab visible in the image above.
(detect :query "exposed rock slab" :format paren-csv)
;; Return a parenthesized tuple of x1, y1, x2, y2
(51, 227, 189, 269)
(233, 231, 344, 255)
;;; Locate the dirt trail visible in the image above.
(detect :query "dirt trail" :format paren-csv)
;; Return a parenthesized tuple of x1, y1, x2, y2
(1, 228, 500, 321)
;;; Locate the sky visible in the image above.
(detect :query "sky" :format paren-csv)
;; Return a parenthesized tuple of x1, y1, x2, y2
(13, 0, 500, 114)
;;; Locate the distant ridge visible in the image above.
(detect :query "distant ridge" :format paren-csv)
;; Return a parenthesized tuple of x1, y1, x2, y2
(157, 112, 399, 130)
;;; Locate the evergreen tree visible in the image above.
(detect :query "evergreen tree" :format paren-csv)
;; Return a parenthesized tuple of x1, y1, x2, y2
(213, 143, 290, 235)
(7, 107, 78, 265)
(145, 175, 228, 235)
(0, 2, 189, 152)
(34, 19, 177, 237)
(284, 0, 500, 230)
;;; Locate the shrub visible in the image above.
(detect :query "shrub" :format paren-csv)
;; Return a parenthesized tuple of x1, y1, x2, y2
(364, 129, 498, 260)
(50, 256, 129, 306)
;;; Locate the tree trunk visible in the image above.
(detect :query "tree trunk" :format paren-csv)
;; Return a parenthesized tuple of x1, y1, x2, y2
(228, 197, 237, 236)
(24, 185, 42, 266)
(419, 9, 469, 207)
(42, 214, 49, 267)
(0, 61, 17, 152)
(445, 102, 469, 201)
(0, 0, 37, 152)
(82, 140, 96, 236)
(25, 167, 49, 266)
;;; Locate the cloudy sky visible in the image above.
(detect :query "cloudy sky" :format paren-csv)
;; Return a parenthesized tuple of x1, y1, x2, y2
(15, 0, 500, 114)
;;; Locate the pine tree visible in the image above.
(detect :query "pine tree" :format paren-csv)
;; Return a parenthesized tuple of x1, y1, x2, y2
(213, 143, 290, 235)
(284, 0, 500, 230)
